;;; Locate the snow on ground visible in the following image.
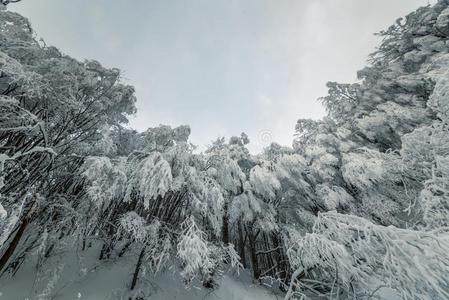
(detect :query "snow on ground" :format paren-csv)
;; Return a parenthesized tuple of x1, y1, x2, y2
(0, 243, 282, 300)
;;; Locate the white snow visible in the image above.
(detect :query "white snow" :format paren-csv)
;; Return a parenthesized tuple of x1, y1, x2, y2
(0, 243, 280, 300)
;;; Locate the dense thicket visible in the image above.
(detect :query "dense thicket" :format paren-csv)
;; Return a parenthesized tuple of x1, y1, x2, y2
(1, 1, 449, 299)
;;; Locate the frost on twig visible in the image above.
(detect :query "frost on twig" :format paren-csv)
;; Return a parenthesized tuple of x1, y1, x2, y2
(285, 212, 449, 299)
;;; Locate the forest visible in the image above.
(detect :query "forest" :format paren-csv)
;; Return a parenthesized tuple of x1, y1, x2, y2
(1, 1, 449, 299)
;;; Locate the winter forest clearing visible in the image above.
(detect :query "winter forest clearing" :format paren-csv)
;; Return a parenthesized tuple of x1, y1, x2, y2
(1, 0, 449, 299)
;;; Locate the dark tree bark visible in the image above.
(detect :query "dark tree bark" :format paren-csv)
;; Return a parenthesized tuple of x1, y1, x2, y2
(237, 219, 246, 268)
(0, 208, 33, 272)
(247, 225, 260, 279)
(130, 245, 146, 290)
(222, 200, 229, 245)
(0, 0, 22, 5)
(118, 241, 131, 258)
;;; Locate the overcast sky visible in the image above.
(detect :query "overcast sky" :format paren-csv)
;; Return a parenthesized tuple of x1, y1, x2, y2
(10, 0, 434, 152)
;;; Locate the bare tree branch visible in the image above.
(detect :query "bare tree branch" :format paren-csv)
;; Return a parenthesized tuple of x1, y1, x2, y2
(1, 0, 22, 5)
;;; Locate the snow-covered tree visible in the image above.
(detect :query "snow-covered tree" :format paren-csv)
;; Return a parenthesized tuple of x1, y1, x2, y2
(285, 212, 449, 299)
(3, 2, 449, 299)
(177, 217, 214, 284)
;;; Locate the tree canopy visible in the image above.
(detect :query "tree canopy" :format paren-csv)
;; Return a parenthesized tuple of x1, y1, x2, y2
(1, 1, 449, 299)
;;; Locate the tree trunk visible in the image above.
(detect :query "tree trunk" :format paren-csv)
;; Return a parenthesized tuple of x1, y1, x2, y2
(262, 233, 275, 277)
(119, 241, 131, 258)
(130, 245, 146, 290)
(0, 212, 32, 272)
(237, 220, 246, 268)
(99, 242, 109, 260)
(222, 200, 229, 245)
(271, 232, 286, 283)
(247, 225, 260, 279)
